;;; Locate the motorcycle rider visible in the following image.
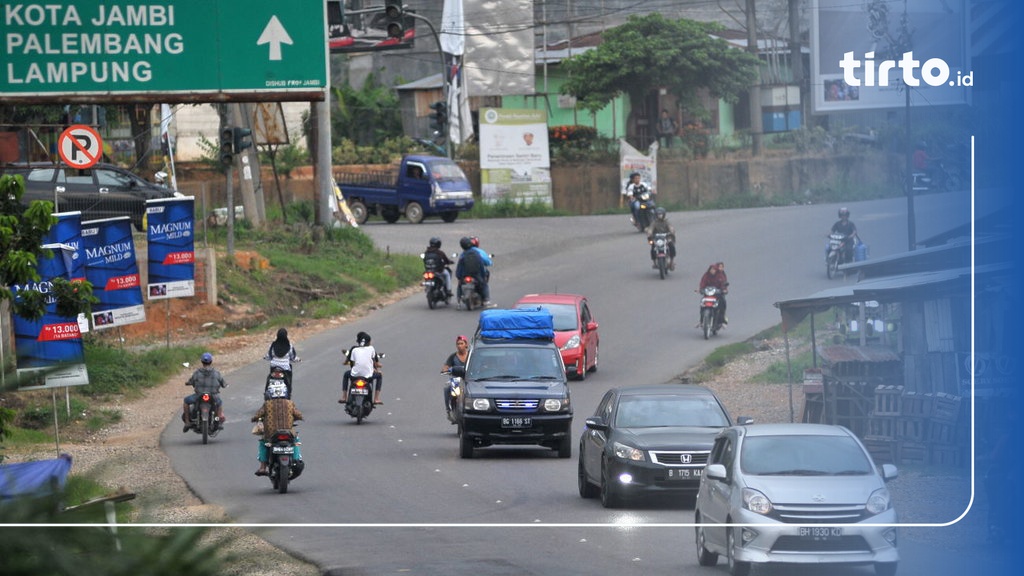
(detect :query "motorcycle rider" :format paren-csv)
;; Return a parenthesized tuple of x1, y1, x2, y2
(697, 263, 729, 328)
(624, 172, 650, 226)
(422, 236, 453, 298)
(645, 207, 677, 271)
(455, 236, 494, 308)
(441, 335, 470, 420)
(183, 352, 227, 433)
(252, 380, 304, 476)
(830, 207, 859, 264)
(264, 327, 298, 397)
(340, 331, 383, 405)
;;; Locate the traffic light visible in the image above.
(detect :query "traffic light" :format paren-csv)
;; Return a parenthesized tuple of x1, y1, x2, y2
(384, 0, 404, 38)
(428, 101, 448, 138)
(232, 127, 253, 152)
(219, 127, 234, 165)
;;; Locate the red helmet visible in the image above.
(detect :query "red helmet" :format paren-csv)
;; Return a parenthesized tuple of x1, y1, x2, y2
(470, 236, 480, 247)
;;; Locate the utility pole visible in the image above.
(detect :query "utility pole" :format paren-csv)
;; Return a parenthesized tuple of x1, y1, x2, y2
(746, 0, 763, 157)
(230, 103, 262, 227)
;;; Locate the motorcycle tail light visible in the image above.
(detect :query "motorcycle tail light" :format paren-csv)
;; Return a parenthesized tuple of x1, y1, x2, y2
(354, 379, 367, 388)
(201, 393, 210, 401)
(463, 276, 473, 283)
(423, 271, 434, 280)
(275, 433, 291, 441)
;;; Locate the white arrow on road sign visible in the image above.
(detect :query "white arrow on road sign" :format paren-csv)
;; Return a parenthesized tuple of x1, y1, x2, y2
(257, 15, 293, 61)
(58, 125, 103, 169)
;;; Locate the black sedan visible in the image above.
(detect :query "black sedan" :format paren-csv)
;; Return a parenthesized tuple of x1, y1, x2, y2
(577, 384, 751, 508)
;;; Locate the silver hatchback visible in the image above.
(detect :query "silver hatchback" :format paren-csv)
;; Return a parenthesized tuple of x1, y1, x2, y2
(694, 423, 899, 576)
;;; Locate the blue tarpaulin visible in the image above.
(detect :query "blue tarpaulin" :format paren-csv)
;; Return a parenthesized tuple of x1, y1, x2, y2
(0, 454, 72, 500)
(478, 308, 554, 340)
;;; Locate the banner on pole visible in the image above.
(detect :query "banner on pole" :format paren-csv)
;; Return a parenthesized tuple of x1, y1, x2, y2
(81, 217, 146, 330)
(146, 197, 196, 300)
(11, 243, 89, 390)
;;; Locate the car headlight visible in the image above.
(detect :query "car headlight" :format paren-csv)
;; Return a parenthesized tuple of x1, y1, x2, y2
(612, 442, 645, 462)
(560, 334, 581, 350)
(866, 487, 891, 515)
(742, 488, 772, 515)
(470, 398, 492, 411)
(542, 398, 568, 412)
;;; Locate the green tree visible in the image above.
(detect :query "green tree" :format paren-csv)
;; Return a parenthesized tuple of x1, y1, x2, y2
(559, 14, 760, 116)
(330, 73, 404, 147)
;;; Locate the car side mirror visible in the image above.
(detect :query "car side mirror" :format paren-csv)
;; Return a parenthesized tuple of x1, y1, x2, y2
(450, 366, 466, 378)
(705, 463, 727, 481)
(585, 321, 598, 332)
(584, 416, 608, 432)
(736, 416, 754, 425)
(880, 463, 898, 482)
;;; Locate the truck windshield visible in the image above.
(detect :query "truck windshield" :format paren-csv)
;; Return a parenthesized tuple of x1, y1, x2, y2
(426, 161, 467, 182)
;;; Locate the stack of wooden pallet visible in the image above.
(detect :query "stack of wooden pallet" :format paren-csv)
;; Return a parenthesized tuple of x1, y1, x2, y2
(862, 386, 962, 466)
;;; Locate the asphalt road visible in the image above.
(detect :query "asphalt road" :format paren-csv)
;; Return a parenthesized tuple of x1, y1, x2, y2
(165, 191, 1009, 575)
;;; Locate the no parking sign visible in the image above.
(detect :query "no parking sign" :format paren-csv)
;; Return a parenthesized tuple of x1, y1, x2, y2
(58, 124, 103, 169)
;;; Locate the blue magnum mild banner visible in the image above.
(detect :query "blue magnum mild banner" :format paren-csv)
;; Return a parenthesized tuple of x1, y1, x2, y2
(42, 211, 90, 334)
(81, 216, 146, 330)
(42, 212, 85, 281)
(12, 243, 89, 390)
(146, 196, 195, 299)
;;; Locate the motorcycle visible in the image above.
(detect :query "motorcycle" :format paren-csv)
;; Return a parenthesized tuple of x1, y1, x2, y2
(911, 160, 963, 193)
(697, 286, 724, 340)
(649, 232, 671, 279)
(186, 393, 222, 444)
(420, 253, 451, 309)
(442, 370, 462, 425)
(264, 426, 304, 494)
(343, 351, 385, 425)
(264, 364, 292, 399)
(825, 233, 854, 279)
(458, 275, 483, 311)
(633, 190, 656, 232)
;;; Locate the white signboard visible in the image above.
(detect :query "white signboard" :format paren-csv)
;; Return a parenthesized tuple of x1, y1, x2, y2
(478, 108, 552, 205)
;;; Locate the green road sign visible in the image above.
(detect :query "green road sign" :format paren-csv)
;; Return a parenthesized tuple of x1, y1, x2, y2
(1, 1, 328, 103)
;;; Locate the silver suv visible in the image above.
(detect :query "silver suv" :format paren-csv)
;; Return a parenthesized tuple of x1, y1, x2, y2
(694, 423, 899, 576)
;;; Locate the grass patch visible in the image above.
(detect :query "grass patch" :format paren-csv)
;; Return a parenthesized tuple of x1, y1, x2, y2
(752, 347, 816, 384)
(466, 197, 571, 219)
(82, 343, 204, 397)
(688, 341, 757, 383)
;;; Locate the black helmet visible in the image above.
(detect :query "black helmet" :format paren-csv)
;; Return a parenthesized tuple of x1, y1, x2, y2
(629, 171, 640, 179)
(429, 237, 442, 249)
(276, 327, 288, 339)
(838, 207, 850, 218)
(655, 207, 667, 219)
(356, 331, 371, 346)
(459, 237, 473, 250)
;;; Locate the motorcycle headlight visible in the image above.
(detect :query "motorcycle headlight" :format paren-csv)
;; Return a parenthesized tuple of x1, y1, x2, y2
(866, 487, 891, 515)
(612, 442, 645, 461)
(561, 334, 581, 350)
(742, 488, 773, 515)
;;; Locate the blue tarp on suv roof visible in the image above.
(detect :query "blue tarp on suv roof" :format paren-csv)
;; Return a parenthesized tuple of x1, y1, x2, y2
(478, 308, 554, 340)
